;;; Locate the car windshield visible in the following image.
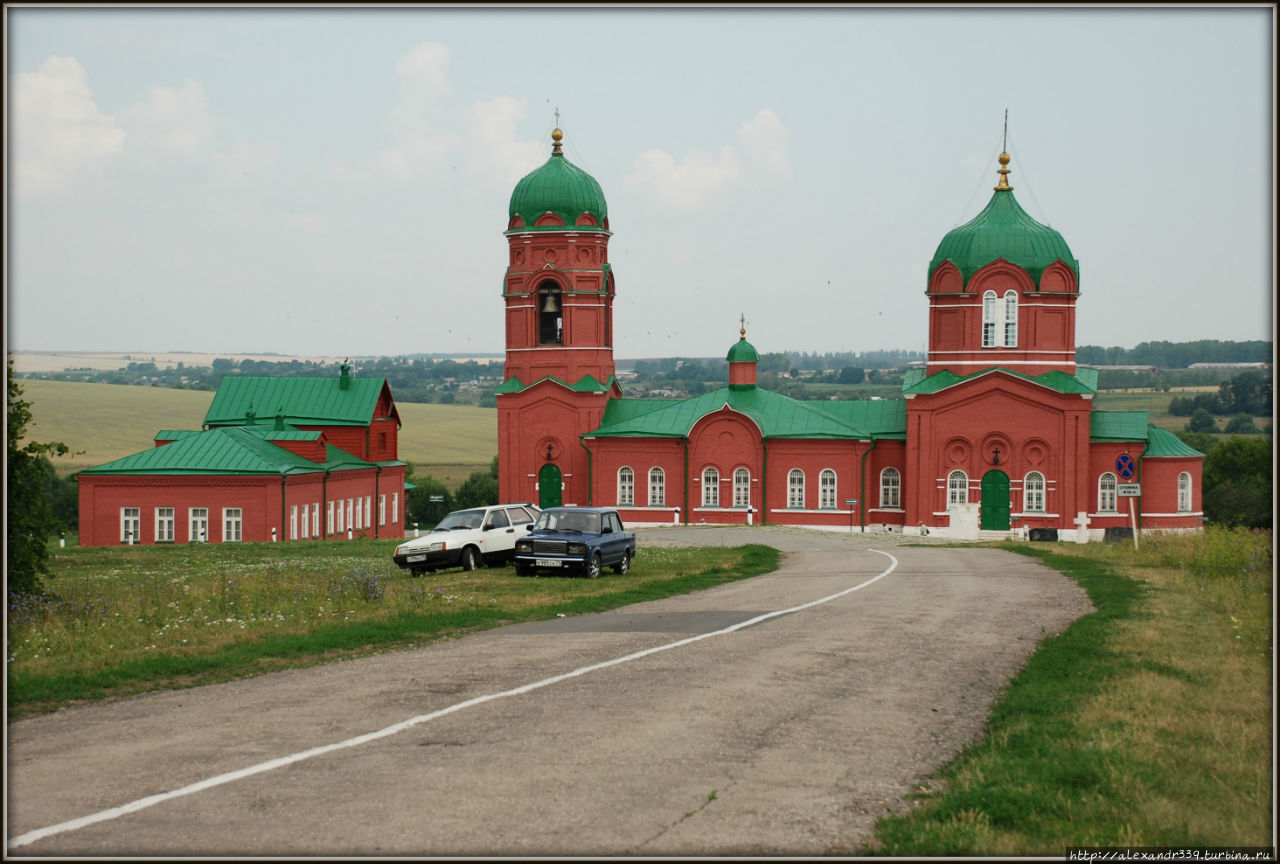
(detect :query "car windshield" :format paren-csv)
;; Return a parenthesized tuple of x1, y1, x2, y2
(433, 509, 485, 531)
(535, 510, 600, 534)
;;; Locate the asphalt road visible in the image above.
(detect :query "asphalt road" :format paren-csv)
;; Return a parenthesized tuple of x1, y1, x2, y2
(7, 527, 1092, 856)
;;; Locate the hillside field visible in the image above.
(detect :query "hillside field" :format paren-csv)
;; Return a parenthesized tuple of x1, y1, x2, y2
(17, 380, 497, 486)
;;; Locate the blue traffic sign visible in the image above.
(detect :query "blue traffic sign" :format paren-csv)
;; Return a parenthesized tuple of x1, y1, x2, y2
(1115, 453, 1136, 479)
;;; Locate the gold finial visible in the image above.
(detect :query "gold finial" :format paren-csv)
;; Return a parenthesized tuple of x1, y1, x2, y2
(994, 151, 1012, 190)
(739, 314, 747, 339)
(551, 126, 563, 156)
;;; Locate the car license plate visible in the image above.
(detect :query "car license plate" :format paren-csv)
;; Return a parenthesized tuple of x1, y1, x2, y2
(535, 558, 562, 568)
(406, 554, 427, 563)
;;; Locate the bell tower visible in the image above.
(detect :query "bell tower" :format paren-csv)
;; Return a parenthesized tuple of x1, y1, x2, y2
(496, 127, 620, 507)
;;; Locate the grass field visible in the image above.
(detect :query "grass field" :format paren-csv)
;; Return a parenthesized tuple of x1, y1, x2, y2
(7, 540, 778, 719)
(867, 528, 1273, 854)
(17, 379, 497, 487)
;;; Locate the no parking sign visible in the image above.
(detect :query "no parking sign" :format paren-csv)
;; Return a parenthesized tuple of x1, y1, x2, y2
(1115, 453, 1136, 480)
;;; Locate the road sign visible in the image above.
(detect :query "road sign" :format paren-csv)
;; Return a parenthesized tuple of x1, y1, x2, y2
(1117, 483, 1141, 497)
(429, 495, 444, 503)
(1115, 453, 1136, 480)
(844, 499, 858, 505)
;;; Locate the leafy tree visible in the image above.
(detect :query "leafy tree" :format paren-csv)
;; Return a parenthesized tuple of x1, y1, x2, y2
(837, 366, 865, 385)
(454, 470, 499, 510)
(8, 361, 70, 595)
(1224, 413, 1260, 435)
(406, 474, 452, 527)
(1174, 430, 1219, 456)
(1202, 436, 1273, 529)
(1186, 408, 1218, 434)
(1218, 370, 1272, 416)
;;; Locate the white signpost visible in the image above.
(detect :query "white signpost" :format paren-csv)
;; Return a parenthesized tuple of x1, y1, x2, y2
(1117, 478, 1141, 550)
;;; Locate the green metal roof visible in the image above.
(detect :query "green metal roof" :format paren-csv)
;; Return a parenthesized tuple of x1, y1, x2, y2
(508, 136, 608, 231)
(586, 387, 895, 441)
(929, 187, 1079, 287)
(1090, 411, 1151, 442)
(902, 367, 1097, 397)
(79, 426, 375, 476)
(726, 337, 759, 363)
(203, 375, 396, 428)
(495, 374, 619, 394)
(1143, 425, 1205, 457)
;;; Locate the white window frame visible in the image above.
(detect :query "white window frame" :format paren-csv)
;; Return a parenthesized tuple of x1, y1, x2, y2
(355, 497, 363, 531)
(365, 496, 373, 528)
(618, 466, 635, 506)
(733, 468, 751, 508)
(1004, 290, 1018, 347)
(1023, 471, 1045, 513)
(702, 467, 719, 507)
(346, 499, 354, 533)
(335, 499, 344, 533)
(290, 505, 298, 541)
(1098, 473, 1118, 513)
(189, 507, 209, 543)
(223, 508, 243, 543)
(880, 467, 901, 509)
(982, 289, 1018, 348)
(301, 503, 310, 539)
(155, 507, 175, 543)
(788, 469, 805, 509)
(121, 507, 140, 544)
(649, 467, 666, 507)
(819, 469, 837, 509)
(390, 493, 398, 525)
(312, 502, 321, 536)
(948, 471, 969, 505)
(1178, 472, 1192, 512)
(327, 501, 335, 535)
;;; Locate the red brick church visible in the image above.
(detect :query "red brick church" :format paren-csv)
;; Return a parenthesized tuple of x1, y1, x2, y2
(496, 130, 1204, 540)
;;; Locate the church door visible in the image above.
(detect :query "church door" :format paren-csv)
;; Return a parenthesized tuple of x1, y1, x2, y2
(980, 471, 1010, 530)
(538, 464, 562, 509)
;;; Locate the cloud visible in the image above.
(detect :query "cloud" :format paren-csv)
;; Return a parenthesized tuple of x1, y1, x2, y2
(10, 56, 125, 197)
(368, 41, 458, 181)
(625, 108, 792, 209)
(117, 79, 215, 160)
(213, 137, 280, 180)
(464, 96, 543, 189)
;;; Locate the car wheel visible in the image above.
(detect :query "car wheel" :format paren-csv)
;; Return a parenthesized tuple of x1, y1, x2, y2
(584, 554, 602, 579)
(410, 568, 424, 578)
(515, 564, 531, 578)
(461, 546, 480, 571)
(611, 552, 630, 575)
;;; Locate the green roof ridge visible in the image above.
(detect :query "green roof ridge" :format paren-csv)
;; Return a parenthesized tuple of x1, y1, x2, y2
(1143, 425, 1205, 457)
(902, 367, 1097, 397)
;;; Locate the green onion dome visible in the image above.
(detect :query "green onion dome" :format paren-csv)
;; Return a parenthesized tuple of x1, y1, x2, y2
(727, 317, 759, 363)
(928, 153, 1079, 286)
(508, 128, 608, 231)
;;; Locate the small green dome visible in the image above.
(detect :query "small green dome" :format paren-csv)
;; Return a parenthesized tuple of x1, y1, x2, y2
(929, 175, 1078, 287)
(727, 337, 759, 363)
(508, 129, 608, 230)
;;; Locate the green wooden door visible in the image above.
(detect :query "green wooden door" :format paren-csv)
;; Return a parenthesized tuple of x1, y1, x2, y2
(981, 470, 1010, 530)
(538, 464, 562, 509)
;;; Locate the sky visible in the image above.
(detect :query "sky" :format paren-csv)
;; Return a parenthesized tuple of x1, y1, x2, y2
(5, 5, 1275, 361)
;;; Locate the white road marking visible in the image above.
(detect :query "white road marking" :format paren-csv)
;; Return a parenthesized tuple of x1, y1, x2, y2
(9, 549, 898, 850)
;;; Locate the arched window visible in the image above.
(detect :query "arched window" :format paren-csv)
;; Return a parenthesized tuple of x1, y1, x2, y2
(1004, 290, 1018, 347)
(1023, 471, 1045, 512)
(648, 467, 665, 507)
(1098, 473, 1118, 513)
(733, 468, 751, 508)
(982, 289, 1019, 348)
(788, 469, 805, 509)
(819, 469, 837, 509)
(537, 281, 562, 345)
(1178, 472, 1192, 512)
(880, 467, 901, 508)
(702, 467, 719, 507)
(948, 470, 969, 505)
(617, 467, 634, 506)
